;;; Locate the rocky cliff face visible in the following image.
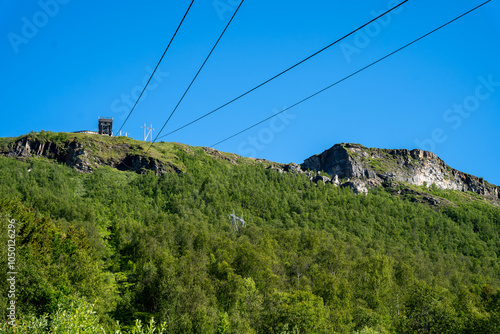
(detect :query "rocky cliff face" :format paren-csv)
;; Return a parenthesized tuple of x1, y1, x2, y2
(1, 136, 179, 175)
(302, 143, 499, 200)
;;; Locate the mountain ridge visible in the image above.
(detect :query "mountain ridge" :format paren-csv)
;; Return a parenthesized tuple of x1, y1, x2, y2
(1, 131, 500, 332)
(1, 132, 498, 203)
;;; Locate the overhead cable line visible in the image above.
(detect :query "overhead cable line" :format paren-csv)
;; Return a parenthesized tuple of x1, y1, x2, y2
(115, 0, 195, 136)
(210, 0, 491, 148)
(148, 0, 245, 151)
(157, 0, 409, 140)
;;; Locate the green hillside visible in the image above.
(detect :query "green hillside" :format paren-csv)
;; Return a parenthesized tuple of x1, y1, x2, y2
(0, 132, 499, 333)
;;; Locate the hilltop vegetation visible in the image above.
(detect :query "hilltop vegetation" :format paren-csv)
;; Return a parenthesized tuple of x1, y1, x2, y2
(0, 132, 500, 333)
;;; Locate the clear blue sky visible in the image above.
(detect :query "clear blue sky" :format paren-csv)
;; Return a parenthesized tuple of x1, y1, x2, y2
(1, 0, 499, 185)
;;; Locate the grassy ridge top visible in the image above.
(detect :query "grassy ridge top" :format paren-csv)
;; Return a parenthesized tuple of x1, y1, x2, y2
(0, 131, 277, 174)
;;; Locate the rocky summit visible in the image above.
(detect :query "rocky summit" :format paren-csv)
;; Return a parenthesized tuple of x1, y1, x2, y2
(301, 143, 499, 200)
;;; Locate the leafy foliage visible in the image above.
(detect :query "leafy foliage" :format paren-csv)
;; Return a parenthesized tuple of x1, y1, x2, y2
(0, 134, 499, 333)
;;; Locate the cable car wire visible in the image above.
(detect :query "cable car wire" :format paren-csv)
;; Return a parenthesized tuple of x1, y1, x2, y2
(148, 0, 245, 151)
(210, 0, 491, 148)
(157, 0, 409, 140)
(115, 0, 195, 136)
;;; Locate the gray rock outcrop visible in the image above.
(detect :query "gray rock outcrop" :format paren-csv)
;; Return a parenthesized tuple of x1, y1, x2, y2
(302, 143, 499, 200)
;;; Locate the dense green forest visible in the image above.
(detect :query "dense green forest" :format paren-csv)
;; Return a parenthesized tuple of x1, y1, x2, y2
(0, 133, 500, 333)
